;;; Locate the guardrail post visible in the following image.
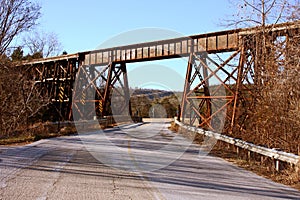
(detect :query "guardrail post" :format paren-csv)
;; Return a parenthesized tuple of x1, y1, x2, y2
(260, 156, 264, 164)
(275, 160, 280, 171)
(177, 105, 181, 122)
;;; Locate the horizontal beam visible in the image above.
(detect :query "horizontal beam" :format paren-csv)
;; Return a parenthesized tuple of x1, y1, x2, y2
(83, 31, 239, 66)
(187, 96, 234, 99)
(83, 32, 240, 66)
(18, 53, 80, 66)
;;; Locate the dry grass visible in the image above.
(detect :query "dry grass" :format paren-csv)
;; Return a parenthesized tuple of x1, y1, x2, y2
(0, 119, 127, 145)
(168, 121, 179, 132)
(0, 123, 78, 145)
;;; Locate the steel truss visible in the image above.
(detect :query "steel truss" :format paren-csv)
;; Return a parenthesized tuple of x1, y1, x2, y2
(72, 62, 131, 120)
(19, 21, 299, 130)
(30, 58, 79, 121)
(180, 39, 255, 132)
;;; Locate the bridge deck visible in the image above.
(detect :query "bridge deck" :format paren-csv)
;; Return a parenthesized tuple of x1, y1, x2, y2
(20, 21, 299, 66)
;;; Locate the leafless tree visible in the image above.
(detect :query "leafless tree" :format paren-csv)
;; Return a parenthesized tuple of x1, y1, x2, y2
(0, 0, 41, 55)
(224, 0, 300, 154)
(0, 56, 50, 137)
(23, 30, 63, 58)
(226, 0, 299, 28)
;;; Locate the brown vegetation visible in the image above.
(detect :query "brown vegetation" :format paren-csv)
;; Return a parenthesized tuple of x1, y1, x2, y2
(225, 0, 300, 155)
(0, 0, 64, 141)
(0, 56, 51, 139)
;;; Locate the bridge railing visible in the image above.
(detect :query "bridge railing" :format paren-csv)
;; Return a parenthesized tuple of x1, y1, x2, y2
(174, 119, 300, 171)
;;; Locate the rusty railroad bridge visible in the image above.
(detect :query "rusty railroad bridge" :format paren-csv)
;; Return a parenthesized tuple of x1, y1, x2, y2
(20, 21, 300, 131)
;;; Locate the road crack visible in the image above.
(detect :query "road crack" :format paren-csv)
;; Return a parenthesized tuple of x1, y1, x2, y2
(111, 176, 120, 198)
(38, 149, 76, 200)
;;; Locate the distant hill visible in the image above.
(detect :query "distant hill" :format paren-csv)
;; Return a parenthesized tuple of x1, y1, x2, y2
(130, 88, 180, 118)
(131, 88, 175, 99)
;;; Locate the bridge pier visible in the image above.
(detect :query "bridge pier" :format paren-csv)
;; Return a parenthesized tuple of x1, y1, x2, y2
(28, 57, 79, 121)
(72, 61, 132, 120)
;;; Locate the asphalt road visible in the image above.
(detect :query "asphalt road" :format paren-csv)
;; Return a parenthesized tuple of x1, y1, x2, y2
(0, 120, 299, 200)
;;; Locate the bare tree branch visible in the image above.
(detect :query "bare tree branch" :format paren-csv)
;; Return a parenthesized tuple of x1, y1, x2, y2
(23, 30, 62, 58)
(0, 0, 41, 55)
(243, 0, 262, 14)
(0, 57, 51, 137)
(223, 0, 298, 28)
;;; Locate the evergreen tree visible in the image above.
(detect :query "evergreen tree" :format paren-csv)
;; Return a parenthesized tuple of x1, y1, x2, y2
(11, 47, 24, 61)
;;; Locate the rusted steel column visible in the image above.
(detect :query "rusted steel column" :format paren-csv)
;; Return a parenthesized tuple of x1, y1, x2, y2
(120, 62, 132, 116)
(201, 52, 212, 123)
(231, 44, 245, 131)
(102, 63, 114, 116)
(180, 53, 194, 122)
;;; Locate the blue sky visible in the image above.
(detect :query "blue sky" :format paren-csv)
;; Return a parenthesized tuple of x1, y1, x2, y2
(40, 0, 233, 54)
(38, 0, 235, 91)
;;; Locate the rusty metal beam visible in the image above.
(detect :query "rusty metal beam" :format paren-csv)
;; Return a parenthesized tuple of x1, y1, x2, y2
(120, 62, 132, 116)
(19, 20, 299, 68)
(180, 53, 194, 122)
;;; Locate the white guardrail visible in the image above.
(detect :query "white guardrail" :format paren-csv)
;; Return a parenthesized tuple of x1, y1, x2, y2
(174, 119, 300, 166)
